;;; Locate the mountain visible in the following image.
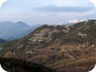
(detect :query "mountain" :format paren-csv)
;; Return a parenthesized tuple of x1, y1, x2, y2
(0, 20, 96, 72)
(0, 21, 33, 40)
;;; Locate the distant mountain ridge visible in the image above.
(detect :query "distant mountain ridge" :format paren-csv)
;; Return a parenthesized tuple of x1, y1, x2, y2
(0, 21, 38, 40)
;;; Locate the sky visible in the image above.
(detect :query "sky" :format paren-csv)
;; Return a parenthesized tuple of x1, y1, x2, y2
(0, 0, 96, 25)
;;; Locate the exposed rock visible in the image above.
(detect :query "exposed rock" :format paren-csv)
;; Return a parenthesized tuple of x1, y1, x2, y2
(62, 26, 70, 33)
(78, 32, 87, 38)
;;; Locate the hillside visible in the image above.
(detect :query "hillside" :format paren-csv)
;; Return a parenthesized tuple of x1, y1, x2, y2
(0, 39, 6, 54)
(0, 20, 96, 72)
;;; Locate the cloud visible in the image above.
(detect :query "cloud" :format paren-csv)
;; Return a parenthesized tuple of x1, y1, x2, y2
(0, 0, 7, 8)
(89, 0, 96, 7)
(68, 19, 84, 23)
(33, 6, 94, 13)
(0, 0, 95, 25)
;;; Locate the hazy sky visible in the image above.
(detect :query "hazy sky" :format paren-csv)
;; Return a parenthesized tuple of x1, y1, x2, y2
(0, 0, 96, 25)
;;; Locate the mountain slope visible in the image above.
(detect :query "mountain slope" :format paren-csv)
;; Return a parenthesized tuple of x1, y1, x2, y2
(0, 20, 96, 72)
(0, 39, 6, 52)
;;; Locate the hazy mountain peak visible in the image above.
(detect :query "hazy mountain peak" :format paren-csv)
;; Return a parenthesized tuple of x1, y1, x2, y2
(15, 21, 30, 27)
(0, 21, 33, 40)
